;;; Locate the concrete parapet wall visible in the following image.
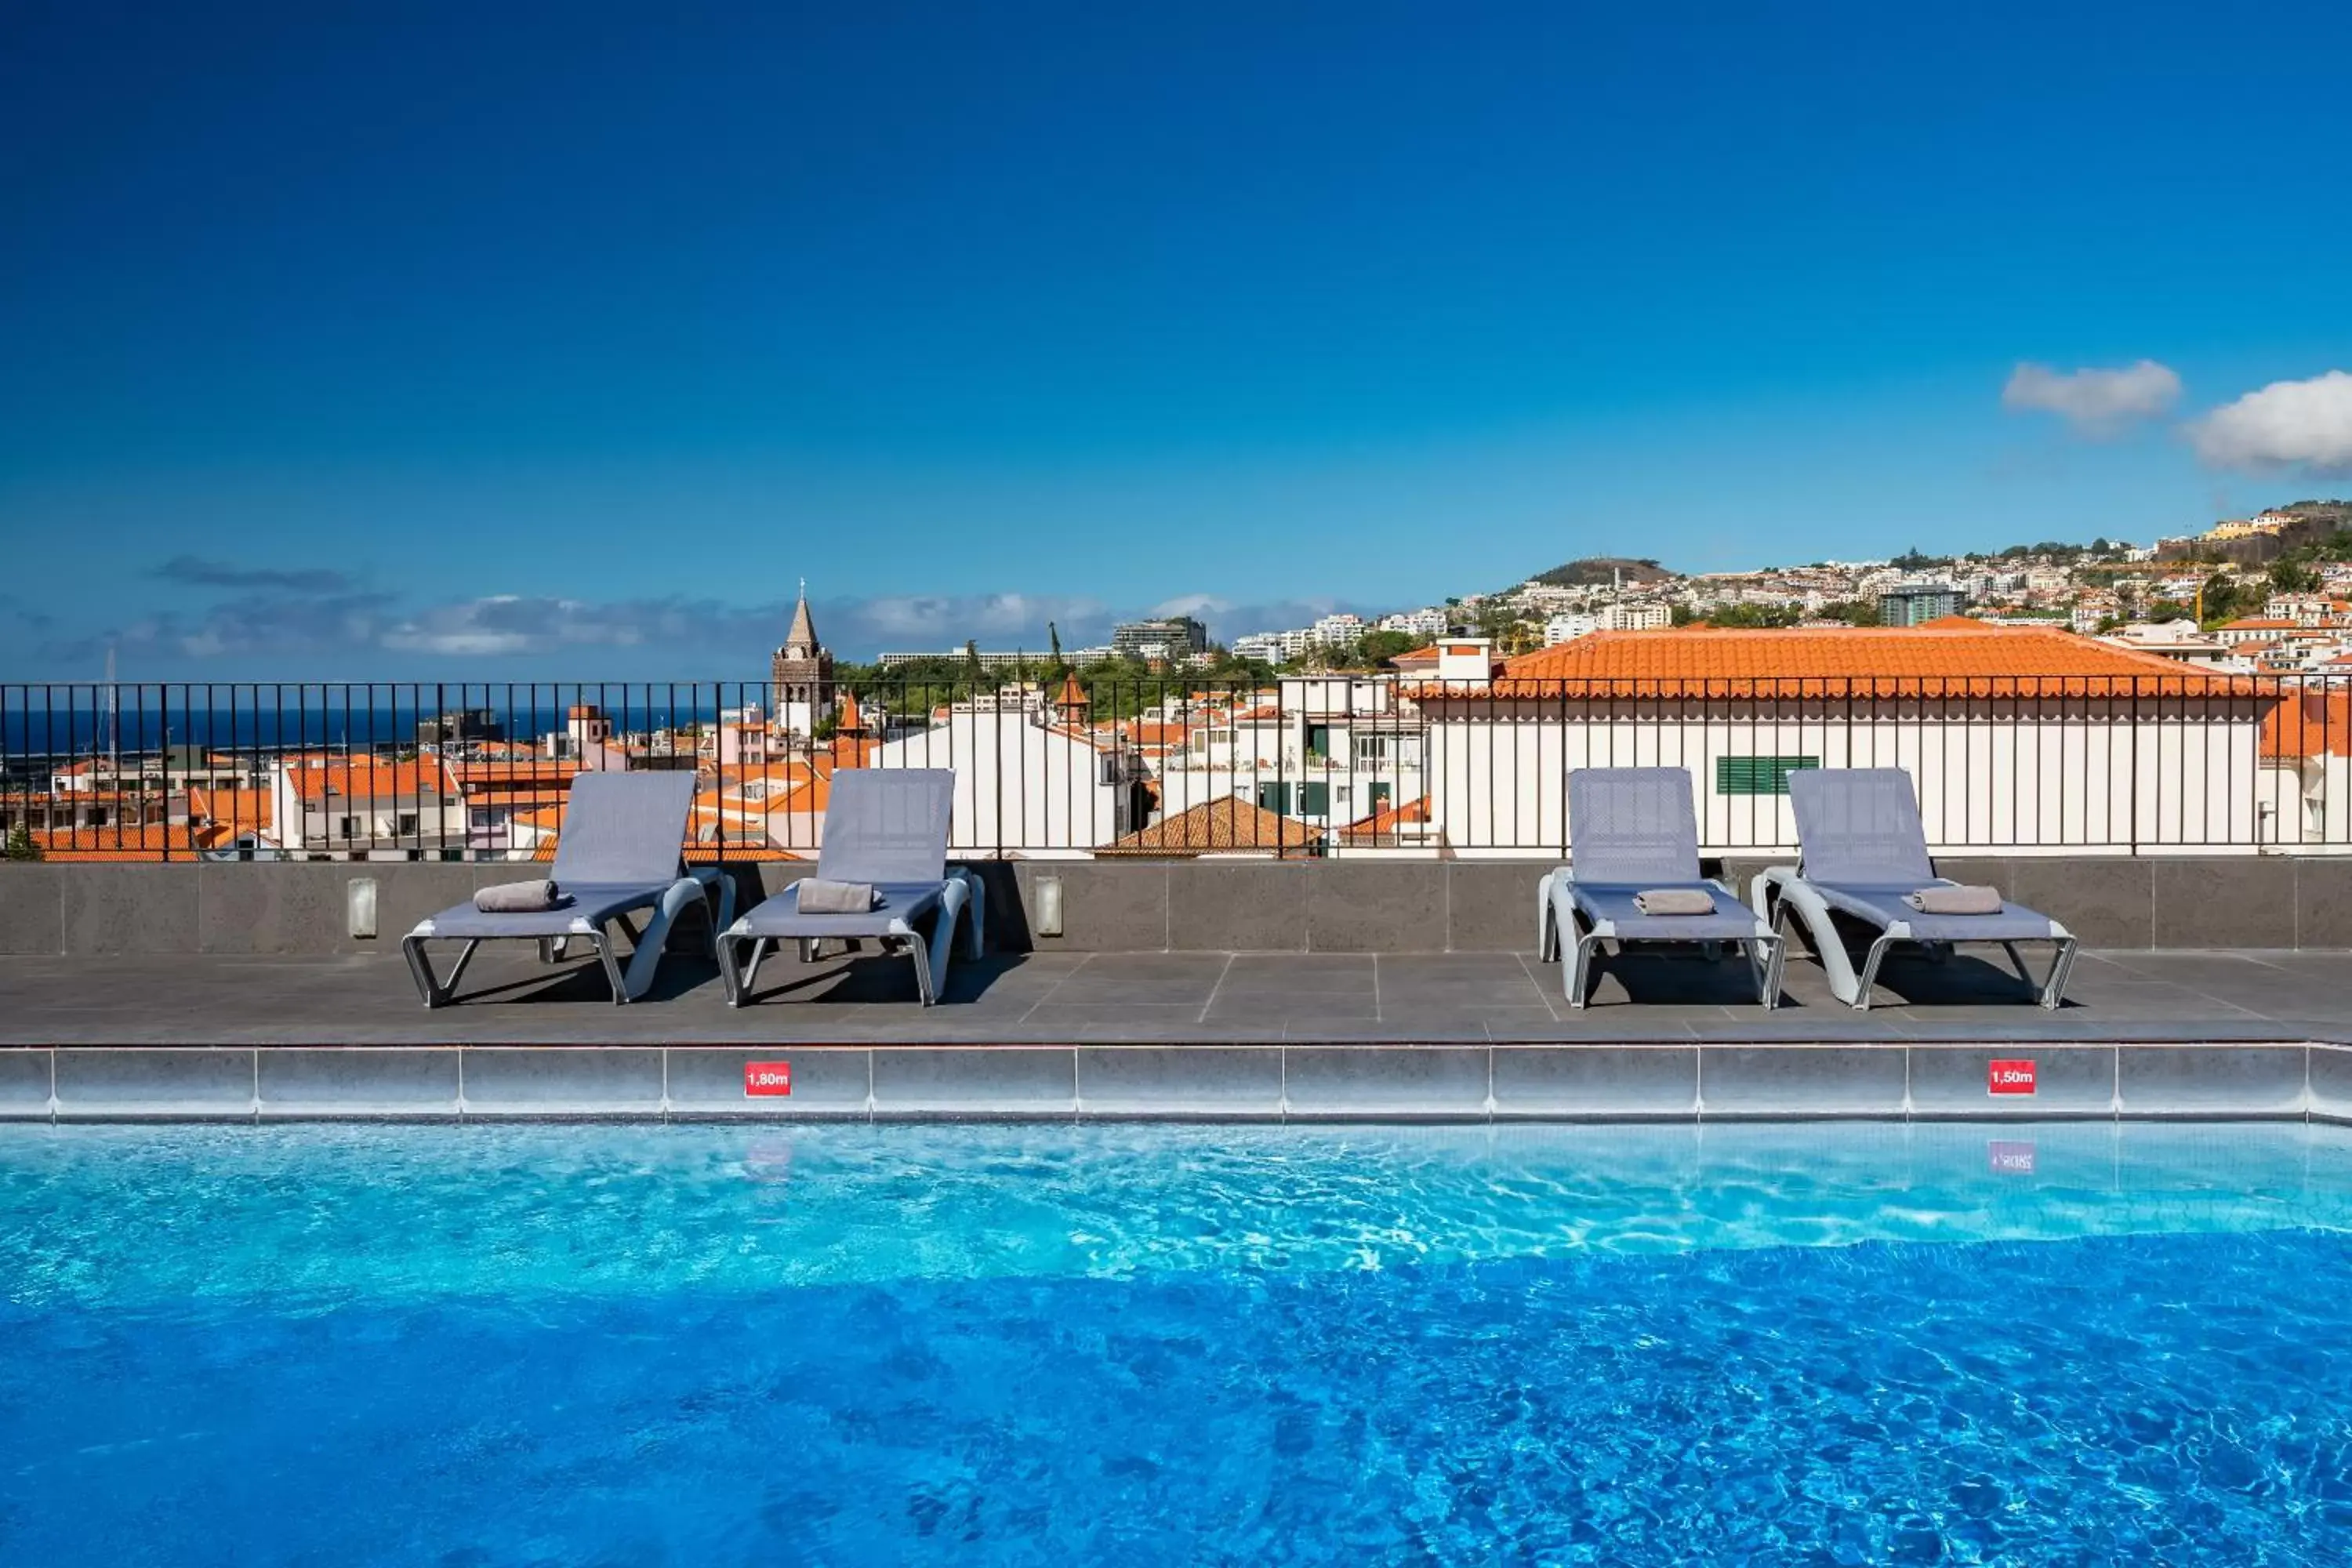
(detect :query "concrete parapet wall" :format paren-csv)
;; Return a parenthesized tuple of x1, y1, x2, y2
(5, 1041, 2350, 1125)
(5, 854, 2352, 957)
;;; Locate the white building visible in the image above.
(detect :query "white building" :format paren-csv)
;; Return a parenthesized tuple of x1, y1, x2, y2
(1543, 612, 1599, 645)
(1151, 676, 1428, 838)
(1378, 607, 1451, 637)
(1310, 612, 1369, 647)
(1599, 601, 1671, 632)
(270, 757, 468, 858)
(869, 698, 1145, 857)
(1414, 623, 2274, 857)
(1230, 633, 1286, 663)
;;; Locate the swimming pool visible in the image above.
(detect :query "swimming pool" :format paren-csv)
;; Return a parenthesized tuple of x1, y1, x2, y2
(3, 1122, 2350, 1563)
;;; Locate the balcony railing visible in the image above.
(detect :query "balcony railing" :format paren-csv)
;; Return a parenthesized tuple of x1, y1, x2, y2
(0, 674, 2341, 862)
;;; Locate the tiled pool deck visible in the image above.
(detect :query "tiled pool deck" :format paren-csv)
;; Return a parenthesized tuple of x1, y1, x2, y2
(3, 945, 2352, 1121)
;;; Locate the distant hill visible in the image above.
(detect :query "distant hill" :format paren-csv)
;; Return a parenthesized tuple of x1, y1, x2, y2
(2156, 499, 2352, 567)
(1531, 557, 1678, 589)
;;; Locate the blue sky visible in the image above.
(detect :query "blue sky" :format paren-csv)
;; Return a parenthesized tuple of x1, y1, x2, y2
(3, 0, 2350, 677)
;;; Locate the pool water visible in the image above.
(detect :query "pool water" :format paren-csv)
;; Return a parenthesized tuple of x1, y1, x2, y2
(4, 1122, 2352, 1564)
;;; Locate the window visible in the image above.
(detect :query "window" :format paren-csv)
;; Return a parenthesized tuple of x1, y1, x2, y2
(88, 807, 108, 827)
(1353, 735, 1390, 768)
(338, 815, 358, 839)
(1715, 756, 1818, 796)
(1299, 782, 1330, 817)
(1305, 724, 1331, 764)
(1257, 782, 1292, 815)
(397, 813, 419, 837)
(1369, 781, 1392, 812)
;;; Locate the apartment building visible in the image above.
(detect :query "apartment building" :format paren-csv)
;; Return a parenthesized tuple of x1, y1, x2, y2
(1413, 621, 2274, 855)
(1151, 676, 1428, 837)
(269, 757, 468, 858)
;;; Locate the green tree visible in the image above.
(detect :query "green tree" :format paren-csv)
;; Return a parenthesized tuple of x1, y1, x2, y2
(2, 821, 40, 862)
(2198, 573, 2248, 629)
(1816, 599, 1882, 626)
(1351, 630, 1419, 666)
(1709, 603, 1805, 630)
(2269, 559, 2320, 596)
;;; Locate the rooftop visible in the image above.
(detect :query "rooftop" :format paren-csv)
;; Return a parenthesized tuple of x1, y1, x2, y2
(3, 944, 2349, 1049)
(1482, 620, 2250, 695)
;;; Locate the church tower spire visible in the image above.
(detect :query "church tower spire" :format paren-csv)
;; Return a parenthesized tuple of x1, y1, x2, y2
(769, 580, 834, 739)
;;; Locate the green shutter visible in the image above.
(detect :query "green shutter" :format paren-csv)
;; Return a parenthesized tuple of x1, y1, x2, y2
(1299, 782, 1330, 816)
(1257, 782, 1292, 815)
(1715, 755, 1819, 796)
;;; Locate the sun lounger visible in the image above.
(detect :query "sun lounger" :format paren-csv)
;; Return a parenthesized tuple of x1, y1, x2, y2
(1752, 768, 2078, 1010)
(717, 768, 981, 1007)
(401, 771, 729, 1007)
(1537, 768, 1784, 1007)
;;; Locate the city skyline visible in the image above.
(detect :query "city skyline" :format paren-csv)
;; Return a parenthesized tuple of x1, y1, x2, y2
(5, 3, 2350, 678)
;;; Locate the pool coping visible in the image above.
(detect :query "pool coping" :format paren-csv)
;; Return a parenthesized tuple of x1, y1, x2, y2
(4, 1041, 2351, 1125)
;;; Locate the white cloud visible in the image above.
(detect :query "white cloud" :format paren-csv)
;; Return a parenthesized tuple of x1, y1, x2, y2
(1151, 593, 1232, 619)
(2187, 370, 2352, 474)
(2002, 359, 2182, 434)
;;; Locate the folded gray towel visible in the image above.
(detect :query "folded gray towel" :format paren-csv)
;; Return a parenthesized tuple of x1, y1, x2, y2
(795, 878, 878, 913)
(474, 879, 568, 913)
(1905, 884, 2002, 916)
(1633, 887, 1716, 916)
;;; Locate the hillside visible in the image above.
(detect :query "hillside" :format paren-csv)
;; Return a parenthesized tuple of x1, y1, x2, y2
(2156, 499, 2352, 566)
(1531, 557, 1678, 589)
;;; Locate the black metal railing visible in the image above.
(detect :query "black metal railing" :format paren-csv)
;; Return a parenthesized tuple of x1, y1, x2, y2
(0, 673, 2339, 862)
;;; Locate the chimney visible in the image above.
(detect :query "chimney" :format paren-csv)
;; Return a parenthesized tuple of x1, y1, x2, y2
(1434, 637, 1495, 688)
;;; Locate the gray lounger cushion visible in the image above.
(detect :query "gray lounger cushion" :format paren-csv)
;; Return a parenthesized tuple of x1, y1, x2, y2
(1809, 881, 2065, 943)
(422, 882, 691, 939)
(1571, 883, 1763, 942)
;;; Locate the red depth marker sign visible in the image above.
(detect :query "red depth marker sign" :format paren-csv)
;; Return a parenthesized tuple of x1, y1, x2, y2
(1987, 1058, 2037, 1096)
(743, 1061, 793, 1098)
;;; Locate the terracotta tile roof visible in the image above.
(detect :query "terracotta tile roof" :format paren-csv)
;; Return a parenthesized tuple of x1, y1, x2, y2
(1424, 623, 2266, 699)
(27, 824, 190, 862)
(1098, 796, 1324, 857)
(2262, 691, 2352, 760)
(1336, 793, 1439, 847)
(451, 760, 584, 785)
(2223, 618, 2302, 631)
(187, 786, 274, 844)
(284, 760, 460, 801)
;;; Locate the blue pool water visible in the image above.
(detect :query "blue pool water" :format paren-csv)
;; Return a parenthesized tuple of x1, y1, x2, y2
(5, 1123, 2352, 1564)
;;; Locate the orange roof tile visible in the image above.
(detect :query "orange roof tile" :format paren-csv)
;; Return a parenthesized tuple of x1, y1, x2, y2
(1098, 797, 1324, 857)
(283, 760, 459, 801)
(2262, 691, 2352, 761)
(26, 824, 191, 862)
(1337, 793, 1439, 847)
(1424, 623, 2266, 699)
(187, 786, 274, 844)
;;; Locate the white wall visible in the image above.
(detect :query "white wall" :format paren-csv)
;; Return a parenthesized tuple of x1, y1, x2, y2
(1424, 698, 2274, 856)
(871, 712, 1136, 855)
